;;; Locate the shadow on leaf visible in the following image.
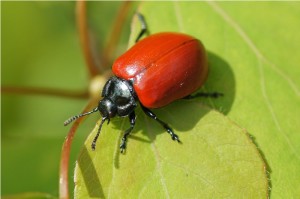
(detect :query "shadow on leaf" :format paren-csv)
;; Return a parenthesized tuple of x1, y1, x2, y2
(77, 146, 105, 198)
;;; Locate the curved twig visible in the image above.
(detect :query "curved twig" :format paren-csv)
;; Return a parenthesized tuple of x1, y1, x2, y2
(101, 1, 132, 67)
(1, 86, 89, 99)
(76, 1, 100, 77)
(59, 98, 98, 199)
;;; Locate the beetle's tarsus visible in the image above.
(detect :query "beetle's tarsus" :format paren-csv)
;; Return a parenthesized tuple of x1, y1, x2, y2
(120, 139, 126, 153)
(171, 133, 180, 142)
(91, 143, 96, 151)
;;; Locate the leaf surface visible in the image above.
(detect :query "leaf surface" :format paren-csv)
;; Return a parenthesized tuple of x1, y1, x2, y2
(75, 102, 267, 198)
(75, 1, 300, 198)
(136, 2, 300, 198)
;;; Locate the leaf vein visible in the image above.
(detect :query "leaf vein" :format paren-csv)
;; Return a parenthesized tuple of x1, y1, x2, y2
(144, 115, 170, 199)
(207, 1, 299, 97)
(173, 1, 184, 32)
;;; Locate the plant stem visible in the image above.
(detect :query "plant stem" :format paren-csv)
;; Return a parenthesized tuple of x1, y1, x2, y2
(59, 99, 97, 199)
(76, 1, 100, 78)
(101, 1, 132, 67)
(1, 86, 89, 99)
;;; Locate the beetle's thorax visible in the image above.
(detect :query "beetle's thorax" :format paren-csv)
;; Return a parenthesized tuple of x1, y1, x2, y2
(98, 76, 137, 118)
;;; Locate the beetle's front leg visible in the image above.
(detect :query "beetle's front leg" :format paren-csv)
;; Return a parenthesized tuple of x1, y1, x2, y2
(120, 111, 136, 153)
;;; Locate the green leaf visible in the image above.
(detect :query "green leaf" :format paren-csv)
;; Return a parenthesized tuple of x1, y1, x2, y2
(75, 102, 267, 198)
(75, 1, 300, 198)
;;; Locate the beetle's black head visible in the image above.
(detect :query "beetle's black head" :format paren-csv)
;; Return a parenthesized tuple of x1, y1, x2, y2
(98, 97, 117, 118)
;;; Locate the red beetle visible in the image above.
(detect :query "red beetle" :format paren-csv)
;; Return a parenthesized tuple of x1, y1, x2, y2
(64, 14, 209, 153)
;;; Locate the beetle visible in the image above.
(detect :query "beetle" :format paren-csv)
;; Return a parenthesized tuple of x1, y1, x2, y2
(64, 13, 219, 153)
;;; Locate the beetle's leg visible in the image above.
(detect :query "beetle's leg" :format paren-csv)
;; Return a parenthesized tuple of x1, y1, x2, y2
(183, 92, 223, 99)
(91, 118, 108, 151)
(135, 13, 148, 43)
(140, 104, 180, 143)
(120, 111, 136, 153)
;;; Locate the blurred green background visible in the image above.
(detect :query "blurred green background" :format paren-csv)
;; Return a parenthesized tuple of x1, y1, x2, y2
(2, 1, 300, 198)
(1, 1, 133, 196)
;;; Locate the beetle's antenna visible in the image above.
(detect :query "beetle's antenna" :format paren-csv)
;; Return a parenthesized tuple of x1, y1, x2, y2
(91, 117, 107, 151)
(64, 107, 99, 126)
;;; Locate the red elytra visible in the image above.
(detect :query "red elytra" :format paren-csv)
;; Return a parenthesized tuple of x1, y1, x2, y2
(112, 32, 208, 108)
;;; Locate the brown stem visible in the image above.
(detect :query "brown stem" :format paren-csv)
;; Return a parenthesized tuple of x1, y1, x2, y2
(1, 86, 89, 99)
(76, 0, 100, 78)
(101, 1, 132, 67)
(59, 99, 97, 199)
